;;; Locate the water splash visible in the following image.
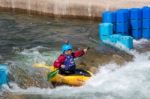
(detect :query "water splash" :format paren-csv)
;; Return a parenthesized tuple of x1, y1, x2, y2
(15, 46, 60, 66)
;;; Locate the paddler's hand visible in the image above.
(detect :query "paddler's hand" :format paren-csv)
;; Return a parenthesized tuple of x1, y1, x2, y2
(61, 65, 65, 69)
(83, 47, 89, 54)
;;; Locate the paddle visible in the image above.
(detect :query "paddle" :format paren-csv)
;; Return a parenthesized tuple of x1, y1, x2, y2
(47, 69, 59, 81)
(33, 63, 50, 69)
(46, 56, 60, 80)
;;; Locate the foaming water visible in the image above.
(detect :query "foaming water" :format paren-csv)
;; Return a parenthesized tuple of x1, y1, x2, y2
(105, 39, 150, 54)
(18, 46, 60, 65)
(86, 51, 150, 98)
(133, 39, 149, 45)
(4, 49, 150, 99)
(9, 46, 60, 73)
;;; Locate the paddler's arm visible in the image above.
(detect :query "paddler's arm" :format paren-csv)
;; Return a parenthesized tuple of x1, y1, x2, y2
(53, 55, 66, 68)
(72, 48, 88, 58)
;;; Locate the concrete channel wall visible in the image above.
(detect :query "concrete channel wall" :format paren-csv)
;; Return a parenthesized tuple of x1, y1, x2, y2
(0, 0, 149, 18)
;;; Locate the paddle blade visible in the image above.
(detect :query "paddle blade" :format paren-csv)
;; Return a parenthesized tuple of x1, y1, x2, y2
(33, 63, 50, 69)
(47, 69, 59, 81)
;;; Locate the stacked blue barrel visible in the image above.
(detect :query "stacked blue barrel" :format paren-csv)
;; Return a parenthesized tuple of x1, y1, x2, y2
(100, 9, 133, 49)
(99, 23, 113, 42)
(102, 11, 116, 33)
(142, 6, 150, 39)
(119, 36, 133, 49)
(99, 6, 150, 49)
(130, 8, 142, 39)
(116, 9, 129, 35)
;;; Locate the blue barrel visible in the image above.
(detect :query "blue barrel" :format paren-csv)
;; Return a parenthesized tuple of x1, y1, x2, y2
(143, 19, 150, 29)
(132, 29, 142, 39)
(116, 22, 129, 35)
(130, 8, 142, 20)
(143, 29, 150, 39)
(100, 35, 110, 42)
(130, 20, 142, 29)
(116, 9, 129, 22)
(113, 23, 116, 33)
(99, 23, 113, 36)
(128, 29, 132, 36)
(109, 34, 122, 44)
(142, 6, 150, 19)
(0, 64, 9, 86)
(102, 11, 116, 23)
(120, 36, 133, 49)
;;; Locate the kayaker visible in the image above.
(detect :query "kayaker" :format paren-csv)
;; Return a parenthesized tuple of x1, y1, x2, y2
(53, 41, 88, 75)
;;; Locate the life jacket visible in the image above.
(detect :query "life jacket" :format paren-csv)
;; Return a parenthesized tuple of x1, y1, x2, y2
(63, 54, 76, 70)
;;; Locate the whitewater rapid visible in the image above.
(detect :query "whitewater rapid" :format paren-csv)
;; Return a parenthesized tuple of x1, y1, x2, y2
(1, 40, 150, 99)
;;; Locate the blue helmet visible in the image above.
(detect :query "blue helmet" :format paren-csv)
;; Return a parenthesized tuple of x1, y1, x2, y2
(61, 44, 73, 53)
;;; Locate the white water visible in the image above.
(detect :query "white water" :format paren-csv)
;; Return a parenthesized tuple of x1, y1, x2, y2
(3, 51, 149, 99)
(1, 40, 149, 99)
(13, 46, 60, 67)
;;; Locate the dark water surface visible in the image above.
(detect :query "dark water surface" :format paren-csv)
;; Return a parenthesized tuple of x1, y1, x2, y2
(0, 11, 100, 61)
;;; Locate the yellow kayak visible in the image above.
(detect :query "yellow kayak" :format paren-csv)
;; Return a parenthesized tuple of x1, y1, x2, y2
(49, 66, 93, 86)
